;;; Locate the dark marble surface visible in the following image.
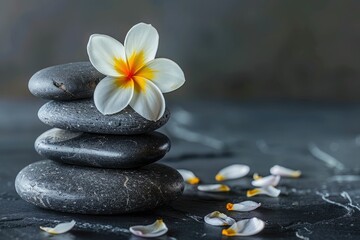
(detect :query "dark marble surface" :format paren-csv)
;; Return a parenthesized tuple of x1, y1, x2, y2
(35, 128, 170, 168)
(38, 100, 170, 135)
(28, 62, 104, 101)
(15, 160, 183, 214)
(1, 100, 360, 239)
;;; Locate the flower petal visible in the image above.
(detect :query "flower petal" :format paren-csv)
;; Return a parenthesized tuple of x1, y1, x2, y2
(226, 201, 261, 212)
(125, 23, 159, 64)
(222, 218, 265, 236)
(215, 164, 250, 181)
(204, 211, 235, 226)
(94, 76, 134, 115)
(252, 175, 281, 187)
(253, 173, 262, 180)
(129, 219, 168, 238)
(270, 165, 301, 178)
(87, 34, 126, 77)
(129, 78, 165, 121)
(247, 186, 281, 197)
(177, 169, 200, 185)
(142, 58, 185, 93)
(197, 184, 230, 192)
(40, 220, 76, 235)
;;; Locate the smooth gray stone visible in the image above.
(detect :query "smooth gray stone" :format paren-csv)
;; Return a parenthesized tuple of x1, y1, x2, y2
(38, 99, 170, 135)
(35, 128, 171, 168)
(28, 62, 104, 100)
(15, 160, 184, 214)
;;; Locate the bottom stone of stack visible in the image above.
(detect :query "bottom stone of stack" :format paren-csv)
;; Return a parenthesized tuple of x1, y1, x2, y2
(15, 160, 184, 214)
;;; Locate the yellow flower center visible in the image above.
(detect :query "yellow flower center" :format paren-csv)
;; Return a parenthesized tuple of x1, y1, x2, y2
(113, 51, 156, 92)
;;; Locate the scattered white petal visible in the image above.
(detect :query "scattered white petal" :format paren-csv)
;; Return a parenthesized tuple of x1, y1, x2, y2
(197, 184, 230, 192)
(222, 217, 265, 236)
(40, 220, 76, 235)
(247, 186, 281, 197)
(270, 165, 301, 178)
(215, 164, 250, 181)
(129, 219, 168, 238)
(204, 211, 236, 226)
(253, 173, 262, 180)
(226, 200, 261, 212)
(87, 34, 125, 77)
(124, 22, 159, 63)
(129, 78, 165, 121)
(252, 175, 281, 187)
(177, 169, 200, 185)
(145, 58, 185, 93)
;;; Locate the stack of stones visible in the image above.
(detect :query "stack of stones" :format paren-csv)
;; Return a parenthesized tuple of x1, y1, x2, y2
(15, 62, 184, 214)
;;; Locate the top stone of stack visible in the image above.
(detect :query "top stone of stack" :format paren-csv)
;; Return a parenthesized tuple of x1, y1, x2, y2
(28, 62, 104, 101)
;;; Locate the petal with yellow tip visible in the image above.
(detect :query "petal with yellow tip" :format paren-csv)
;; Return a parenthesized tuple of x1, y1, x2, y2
(247, 186, 281, 198)
(40, 220, 76, 235)
(226, 200, 261, 212)
(129, 219, 168, 238)
(204, 211, 235, 226)
(177, 169, 200, 185)
(270, 165, 301, 178)
(215, 164, 250, 181)
(197, 184, 230, 192)
(222, 217, 265, 236)
(252, 175, 281, 187)
(253, 173, 262, 180)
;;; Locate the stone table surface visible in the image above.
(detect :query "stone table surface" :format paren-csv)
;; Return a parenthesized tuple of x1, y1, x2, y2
(1, 99, 360, 240)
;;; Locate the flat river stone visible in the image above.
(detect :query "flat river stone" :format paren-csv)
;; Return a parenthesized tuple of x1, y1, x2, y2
(38, 99, 170, 135)
(28, 62, 104, 100)
(35, 128, 171, 168)
(15, 160, 184, 214)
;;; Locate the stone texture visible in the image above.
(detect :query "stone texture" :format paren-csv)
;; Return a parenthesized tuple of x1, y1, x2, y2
(15, 160, 184, 214)
(28, 62, 104, 100)
(35, 128, 171, 168)
(38, 99, 170, 135)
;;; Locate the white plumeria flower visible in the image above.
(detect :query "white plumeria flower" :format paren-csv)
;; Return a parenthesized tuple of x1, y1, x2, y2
(222, 217, 265, 237)
(40, 220, 76, 235)
(226, 200, 261, 212)
(251, 175, 281, 187)
(247, 186, 281, 198)
(197, 184, 231, 192)
(129, 219, 168, 238)
(270, 165, 301, 178)
(215, 164, 250, 181)
(204, 211, 236, 226)
(87, 23, 185, 121)
(177, 169, 200, 185)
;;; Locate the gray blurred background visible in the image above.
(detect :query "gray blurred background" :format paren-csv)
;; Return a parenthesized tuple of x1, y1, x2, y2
(1, 0, 360, 101)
